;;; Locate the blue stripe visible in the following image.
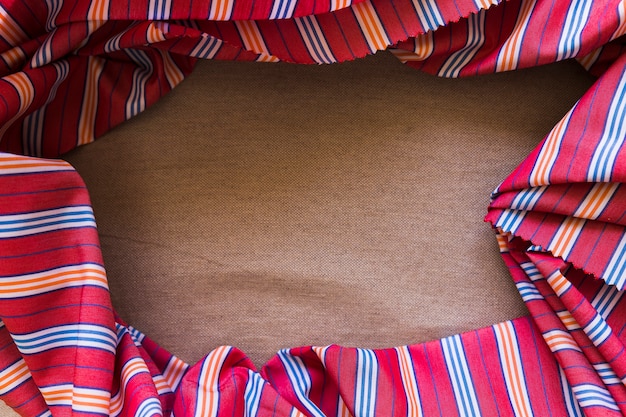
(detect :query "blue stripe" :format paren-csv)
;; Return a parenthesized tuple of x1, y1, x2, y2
(277, 0, 290, 19)
(591, 70, 626, 180)
(303, 17, 333, 64)
(14, 327, 114, 345)
(414, 0, 436, 31)
(453, 337, 474, 415)
(0, 216, 95, 233)
(563, 0, 585, 56)
(441, 12, 482, 77)
(0, 210, 93, 225)
(16, 335, 116, 351)
(606, 250, 626, 286)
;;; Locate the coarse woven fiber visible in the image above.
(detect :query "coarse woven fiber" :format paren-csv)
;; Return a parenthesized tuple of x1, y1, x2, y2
(61, 51, 594, 369)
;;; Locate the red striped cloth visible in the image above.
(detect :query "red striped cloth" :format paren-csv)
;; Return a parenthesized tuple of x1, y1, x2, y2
(0, 0, 625, 416)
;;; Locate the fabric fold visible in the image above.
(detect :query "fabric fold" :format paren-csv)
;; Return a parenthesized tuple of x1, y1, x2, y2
(0, 0, 626, 415)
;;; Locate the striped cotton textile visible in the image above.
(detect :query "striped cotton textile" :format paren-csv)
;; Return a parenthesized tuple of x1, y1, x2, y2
(0, 0, 625, 416)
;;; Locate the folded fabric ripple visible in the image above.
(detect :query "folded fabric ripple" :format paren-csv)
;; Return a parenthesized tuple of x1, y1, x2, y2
(0, 0, 625, 415)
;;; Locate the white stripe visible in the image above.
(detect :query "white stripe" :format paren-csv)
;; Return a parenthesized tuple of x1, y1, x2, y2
(543, 330, 582, 353)
(494, 322, 533, 417)
(591, 283, 624, 318)
(295, 16, 337, 64)
(0, 205, 94, 223)
(395, 346, 423, 417)
(194, 346, 231, 417)
(557, 311, 581, 331)
(40, 385, 111, 414)
(587, 69, 626, 182)
(209, 0, 234, 20)
(593, 363, 621, 385)
(602, 234, 626, 289)
(125, 50, 153, 119)
(0, 359, 31, 394)
(30, 28, 56, 69)
(22, 60, 70, 156)
(582, 314, 612, 346)
(516, 281, 543, 302)
(148, 0, 172, 19)
(136, 397, 163, 417)
(441, 335, 481, 417)
(278, 350, 325, 417)
(244, 370, 265, 417)
(438, 10, 486, 77)
(510, 186, 547, 211)
(573, 183, 620, 220)
(45, 0, 63, 31)
(270, 0, 298, 19)
(411, 0, 445, 31)
(0, 72, 35, 140)
(612, 1, 626, 40)
(572, 384, 620, 411)
(0, 263, 108, 298)
(495, 0, 537, 71)
(558, 366, 584, 417)
(12, 323, 117, 355)
(556, 0, 593, 60)
(189, 35, 222, 59)
(162, 355, 189, 392)
(547, 217, 586, 260)
(495, 209, 527, 234)
(354, 349, 378, 417)
(530, 108, 574, 186)
(520, 262, 544, 282)
(352, 1, 391, 53)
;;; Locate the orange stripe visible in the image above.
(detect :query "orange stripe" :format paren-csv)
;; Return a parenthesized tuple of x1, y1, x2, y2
(80, 59, 105, 145)
(503, 1, 533, 69)
(0, 155, 66, 163)
(503, 324, 528, 417)
(1, 47, 23, 68)
(12, 73, 32, 110)
(0, 364, 29, 390)
(399, 349, 419, 416)
(121, 362, 146, 382)
(361, 5, 386, 50)
(0, 163, 67, 170)
(579, 183, 614, 218)
(250, 25, 264, 53)
(0, 268, 104, 287)
(0, 276, 107, 294)
(205, 346, 228, 417)
(499, 0, 533, 70)
(549, 273, 568, 294)
(164, 359, 186, 385)
(74, 396, 110, 403)
(355, 4, 385, 51)
(238, 22, 254, 52)
(92, 0, 107, 21)
(544, 333, 577, 348)
(0, 10, 23, 46)
(74, 392, 110, 401)
(217, 0, 229, 21)
(534, 115, 567, 184)
(243, 23, 257, 52)
(41, 389, 71, 396)
(552, 217, 583, 256)
(199, 347, 220, 416)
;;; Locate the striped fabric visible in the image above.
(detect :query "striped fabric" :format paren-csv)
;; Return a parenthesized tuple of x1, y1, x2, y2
(0, 0, 625, 416)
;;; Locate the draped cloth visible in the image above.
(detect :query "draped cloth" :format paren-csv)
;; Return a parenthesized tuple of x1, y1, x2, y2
(0, 0, 626, 416)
